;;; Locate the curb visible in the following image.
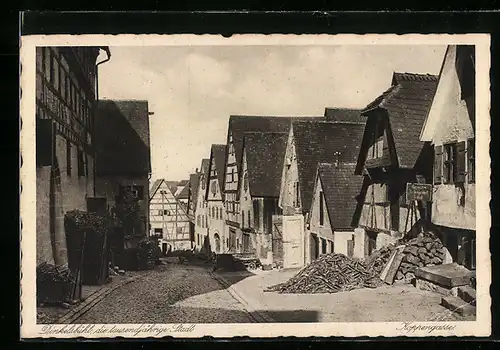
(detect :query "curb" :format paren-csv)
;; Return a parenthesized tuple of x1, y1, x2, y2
(210, 271, 274, 323)
(57, 274, 143, 324)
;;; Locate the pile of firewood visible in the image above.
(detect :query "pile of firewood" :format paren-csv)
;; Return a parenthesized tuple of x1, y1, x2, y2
(393, 234, 446, 282)
(365, 244, 397, 275)
(265, 253, 382, 294)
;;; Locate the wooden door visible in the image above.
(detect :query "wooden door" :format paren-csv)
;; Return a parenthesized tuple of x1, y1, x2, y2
(282, 216, 304, 268)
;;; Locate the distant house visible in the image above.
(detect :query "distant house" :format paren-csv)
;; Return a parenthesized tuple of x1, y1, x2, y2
(175, 179, 190, 205)
(94, 99, 152, 237)
(223, 115, 325, 256)
(279, 120, 365, 268)
(419, 45, 476, 270)
(308, 163, 364, 261)
(188, 172, 201, 219)
(324, 107, 365, 124)
(238, 132, 288, 265)
(193, 159, 210, 251)
(205, 144, 227, 253)
(354, 72, 439, 258)
(149, 179, 192, 253)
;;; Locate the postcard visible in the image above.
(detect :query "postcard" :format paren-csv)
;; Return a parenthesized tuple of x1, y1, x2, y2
(20, 33, 491, 338)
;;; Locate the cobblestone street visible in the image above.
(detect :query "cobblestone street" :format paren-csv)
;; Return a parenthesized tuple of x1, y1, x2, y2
(75, 262, 256, 324)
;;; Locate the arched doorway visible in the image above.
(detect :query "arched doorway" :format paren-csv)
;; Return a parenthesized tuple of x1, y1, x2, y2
(214, 233, 221, 253)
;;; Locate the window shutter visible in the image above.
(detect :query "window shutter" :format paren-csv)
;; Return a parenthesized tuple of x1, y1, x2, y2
(456, 141, 466, 183)
(36, 119, 55, 166)
(434, 145, 443, 185)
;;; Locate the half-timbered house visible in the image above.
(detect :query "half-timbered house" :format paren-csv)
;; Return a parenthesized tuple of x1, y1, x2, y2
(94, 99, 152, 237)
(36, 46, 111, 266)
(223, 115, 324, 255)
(149, 179, 192, 253)
(419, 45, 476, 270)
(278, 120, 365, 267)
(308, 163, 364, 261)
(354, 72, 439, 258)
(205, 144, 227, 253)
(238, 132, 288, 266)
(194, 159, 210, 251)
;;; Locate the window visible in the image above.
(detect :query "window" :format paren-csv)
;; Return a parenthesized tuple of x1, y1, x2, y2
(66, 140, 72, 176)
(248, 211, 251, 228)
(243, 173, 248, 192)
(84, 154, 89, 176)
(157, 209, 162, 216)
(443, 143, 457, 184)
(44, 48, 51, 81)
(293, 182, 300, 208)
(321, 238, 327, 254)
(253, 201, 260, 229)
(329, 240, 334, 253)
(60, 67, 66, 101)
(176, 227, 183, 234)
(52, 56, 59, 91)
(319, 190, 324, 226)
(197, 215, 201, 226)
(468, 139, 475, 183)
(205, 216, 208, 228)
(241, 210, 245, 228)
(202, 175, 206, 190)
(77, 148, 85, 177)
(164, 210, 170, 216)
(154, 228, 162, 234)
(212, 207, 215, 218)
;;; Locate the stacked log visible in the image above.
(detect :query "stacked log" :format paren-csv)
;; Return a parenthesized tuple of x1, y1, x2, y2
(365, 244, 397, 275)
(392, 235, 446, 283)
(265, 253, 381, 294)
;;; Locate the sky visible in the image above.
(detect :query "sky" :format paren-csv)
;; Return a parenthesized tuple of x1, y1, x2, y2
(98, 45, 447, 183)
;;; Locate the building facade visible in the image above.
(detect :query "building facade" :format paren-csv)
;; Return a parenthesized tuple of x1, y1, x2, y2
(149, 179, 192, 252)
(419, 45, 476, 270)
(193, 159, 210, 251)
(308, 163, 364, 261)
(354, 72, 439, 259)
(238, 132, 287, 265)
(223, 115, 325, 257)
(205, 145, 227, 253)
(94, 99, 151, 237)
(36, 46, 110, 266)
(278, 120, 365, 267)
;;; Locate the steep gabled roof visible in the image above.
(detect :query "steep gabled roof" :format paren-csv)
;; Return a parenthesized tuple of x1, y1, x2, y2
(324, 108, 365, 124)
(206, 144, 227, 200)
(243, 132, 288, 198)
(149, 179, 164, 200)
(95, 99, 151, 176)
(226, 115, 325, 185)
(313, 163, 364, 230)
(293, 120, 365, 214)
(360, 72, 439, 169)
(177, 180, 190, 200)
(189, 172, 201, 212)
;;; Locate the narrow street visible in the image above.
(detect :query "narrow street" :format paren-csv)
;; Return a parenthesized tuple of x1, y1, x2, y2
(75, 261, 255, 324)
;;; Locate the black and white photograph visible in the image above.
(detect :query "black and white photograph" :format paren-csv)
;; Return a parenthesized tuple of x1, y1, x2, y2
(20, 34, 491, 338)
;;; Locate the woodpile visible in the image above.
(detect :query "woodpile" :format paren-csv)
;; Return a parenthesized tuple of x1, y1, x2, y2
(265, 253, 382, 294)
(264, 233, 449, 294)
(391, 234, 446, 283)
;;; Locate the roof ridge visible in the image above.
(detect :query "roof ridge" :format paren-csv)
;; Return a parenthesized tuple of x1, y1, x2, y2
(325, 107, 363, 111)
(100, 98, 149, 102)
(393, 72, 439, 82)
